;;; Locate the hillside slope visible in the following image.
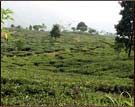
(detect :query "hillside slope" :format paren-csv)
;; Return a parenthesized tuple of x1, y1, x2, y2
(1, 30, 134, 106)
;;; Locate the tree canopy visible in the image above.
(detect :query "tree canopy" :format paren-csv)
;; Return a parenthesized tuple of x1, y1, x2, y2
(115, 1, 134, 57)
(77, 22, 88, 32)
(50, 24, 61, 39)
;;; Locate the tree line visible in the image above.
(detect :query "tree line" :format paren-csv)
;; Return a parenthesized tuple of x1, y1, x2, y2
(10, 21, 98, 34)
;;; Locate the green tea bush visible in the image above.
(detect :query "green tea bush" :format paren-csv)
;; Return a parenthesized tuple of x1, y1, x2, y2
(14, 38, 25, 51)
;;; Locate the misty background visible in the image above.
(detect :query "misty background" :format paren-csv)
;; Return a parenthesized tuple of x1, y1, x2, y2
(1, 1, 122, 33)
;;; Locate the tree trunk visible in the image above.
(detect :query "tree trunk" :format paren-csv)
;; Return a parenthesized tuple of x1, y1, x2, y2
(128, 45, 131, 58)
(128, 34, 133, 58)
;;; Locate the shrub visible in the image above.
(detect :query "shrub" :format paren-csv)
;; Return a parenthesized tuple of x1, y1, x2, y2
(14, 38, 25, 51)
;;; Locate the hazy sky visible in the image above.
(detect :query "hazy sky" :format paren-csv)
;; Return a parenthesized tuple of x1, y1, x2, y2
(2, 1, 122, 33)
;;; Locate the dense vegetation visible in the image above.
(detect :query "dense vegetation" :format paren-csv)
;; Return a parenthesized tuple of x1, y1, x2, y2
(115, 1, 134, 58)
(1, 29, 134, 106)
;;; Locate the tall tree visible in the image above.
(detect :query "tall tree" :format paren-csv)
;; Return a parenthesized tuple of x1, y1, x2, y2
(115, 1, 134, 58)
(29, 25, 32, 30)
(77, 22, 87, 32)
(50, 24, 61, 39)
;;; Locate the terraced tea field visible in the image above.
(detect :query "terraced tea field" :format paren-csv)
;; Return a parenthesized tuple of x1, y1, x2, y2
(1, 30, 134, 106)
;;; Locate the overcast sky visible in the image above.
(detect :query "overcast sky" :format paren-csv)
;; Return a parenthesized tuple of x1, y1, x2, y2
(2, 1, 122, 33)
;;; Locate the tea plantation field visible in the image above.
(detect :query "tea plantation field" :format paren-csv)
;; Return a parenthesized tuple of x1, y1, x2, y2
(1, 29, 134, 106)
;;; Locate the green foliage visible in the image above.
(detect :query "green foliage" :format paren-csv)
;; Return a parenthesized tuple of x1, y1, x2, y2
(1, 8, 14, 40)
(104, 91, 133, 106)
(114, 36, 124, 57)
(1, 29, 133, 106)
(115, 1, 134, 57)
(77, 22, 88, 32)
(14, 38, 25, 51)
(1, 8, 14, 25)
(50, 24, 61, 39)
